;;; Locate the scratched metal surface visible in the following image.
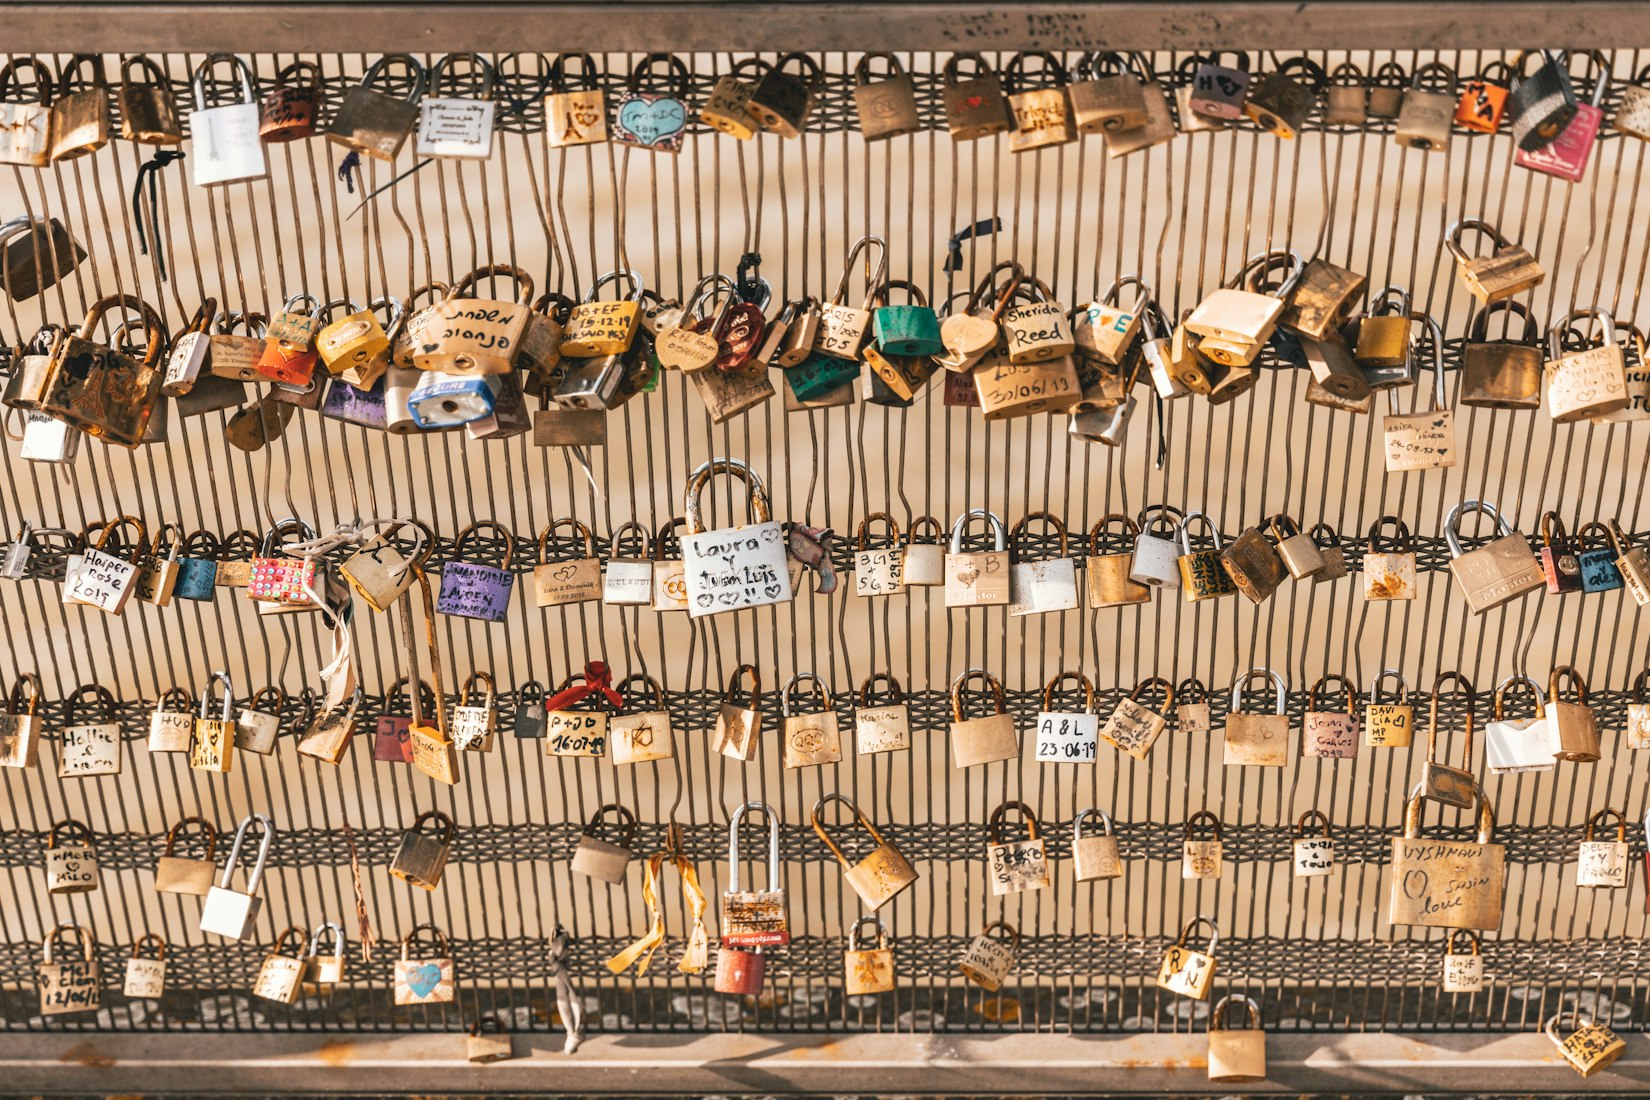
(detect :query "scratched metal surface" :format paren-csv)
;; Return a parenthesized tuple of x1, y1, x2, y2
(1, 50, 1648, 1039)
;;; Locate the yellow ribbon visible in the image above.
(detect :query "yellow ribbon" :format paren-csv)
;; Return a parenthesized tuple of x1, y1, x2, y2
(605, 851, 666, 976)
(603, 839, 710, 977)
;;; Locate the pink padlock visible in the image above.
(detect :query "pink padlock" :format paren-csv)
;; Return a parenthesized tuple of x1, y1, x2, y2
(1515, 53, 1606, 183)
(714, 945, 765, 995)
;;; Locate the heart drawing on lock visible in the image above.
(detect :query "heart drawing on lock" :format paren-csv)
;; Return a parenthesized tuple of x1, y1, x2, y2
(619, 96, 687, 146)
(406, 963, 443, 998)
(965, 95, 984, 109)
(553, 564, 578, 581)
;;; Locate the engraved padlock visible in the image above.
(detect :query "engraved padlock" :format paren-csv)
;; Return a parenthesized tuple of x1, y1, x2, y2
(1381, 312, 1455, 472)
(1072, 808, 1123, 882)
(1177, 511, 1238, 601)
(1547, 1012, 1626, 1078)
(1220, 519, 1288, 604)
(1003, 51, 1075, 153)
(1208, 994, 1267, 1082)
(1224, 668, 1289, 768)
(721, 801, 790, 945)
(1445, 218, 1545, 305)
(854, 52, 921, 141)
(855, 672, 910, 755)
(1444, 499, 1545, 614)
(813, 792, 918, 911)
(545, 52, 607, 148)
(843, 915, 896, 996)
(1069, 51, 1148, 133)
(1545, 306, 1629, 422)
(1442, 929, 1485, 993)
(944, 508, 1011, 607)
(781, 672, 842, 770)
(1394, 61, 1458, 150)
(1098, 676, 1173, 761)
(124, 934, 167, 1000)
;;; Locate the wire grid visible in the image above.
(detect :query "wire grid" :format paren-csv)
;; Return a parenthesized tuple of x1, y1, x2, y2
(1, 49, 1649, 1038)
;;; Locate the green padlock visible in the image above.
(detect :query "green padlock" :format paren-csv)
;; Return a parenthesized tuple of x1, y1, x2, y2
(873, 279, 944, 358)
(788, 350, 862, 402)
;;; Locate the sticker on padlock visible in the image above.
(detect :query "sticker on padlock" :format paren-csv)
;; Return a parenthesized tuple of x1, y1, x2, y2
(1292, 810, 1336, 877)
(679, 458, 792, 617)
(721, 801, 790, 945)
(416, 53, 498, 160)
(1035, 671, 1100, 764)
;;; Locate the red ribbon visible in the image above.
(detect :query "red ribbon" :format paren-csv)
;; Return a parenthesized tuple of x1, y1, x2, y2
(546, 661, 625, 712)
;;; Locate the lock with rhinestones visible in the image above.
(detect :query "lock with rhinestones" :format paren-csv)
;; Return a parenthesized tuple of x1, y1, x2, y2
(1225, 668, 1289, 768)
(813, 792, 918, 911)
(722, 801, 789, 945)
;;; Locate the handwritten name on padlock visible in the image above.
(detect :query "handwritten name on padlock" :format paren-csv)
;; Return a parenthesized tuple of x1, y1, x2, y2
(684, 527, 789, 610)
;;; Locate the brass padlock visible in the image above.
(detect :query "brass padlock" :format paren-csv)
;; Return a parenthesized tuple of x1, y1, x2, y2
(1280, 256, 1367, 343)
(533, 517, 601, 607)
(260, 60, 323, 142)
(1208, 994, 1267, 1082)
(1445, 499, 1545, 614)
(1224, 668, 1289, 768)
(1395, 61, 1459, 149)
(999, 275, 1076, 365)
(1446, 217, 1545, 305)
(190, 670, 236, 775)
(1547, 1012, 1626, 1078)
(1157, 915, 1219, 998)
(1324, 62, 1368, 126)
(124, 934, 167, 1000)
(900, 514, 945, 587)
(949, 668, 1017, 767)
(957, 919, 1020, 992)
(938, 262, 1018, 371)
(304, 921, 348, 987)
(781, 672, 842, 769)
(986, 800, 1050, 896)
(1292, 809, 1336, 877)
(38, 923, 101, 1017)
(1177, 677, 1212, 733)
(39, 294, 166, 447)
(1243, 56, 1326, 139)
(747, 52, 822, 139)
(1388, 783, 1505, 930)
(1032, 669, 1099, 764)
(467, 1016, 515, 1064)
(0, 671, 43, 768)
(1182, 810, 1224, 879)
(1102, 58, 1177, 157)
(944, 508, 1011, 607)
(1069, 51, 1148, 133)
(417, 264, 534, 376)
(813, 792, 918, 911)
(1576, 807, 1630, 888)
(1003, 51, 1075, 153)
(570, 803, 637, 885)
(1422, 672, 1479, 808)
(1267, 513, 1324, 579)
(390, 809, 456, 891)
(155, 815, 217, 896)
(1460, 300, 1542, 409)
(855, 672, 911, 755)
(851, 513, 905, 597)
(1072, 808, 1123, 882)
(233, 685, 285, 756)
(545, 52, 607, 148)
(451, 670, 497, 753)
(710, 664, 762, 761)
(1220, 520, 1288, 604)
(813, 234, 888, 360)
(1354, 286, 1416, 387)
(1302, 674, 1358, 759)
(1485, 675, 1553, 776)
(1545, 306, 1629, 422)
(1, 216, 85, 303)
(1363, 515, 1417, 601)
(722, 800, 790, 945)
(1596, 322, 1648, 424)
(117, 55, 181, 144)
(1545, 665, 1600, 762)
(1610, 519, 1650, 606)
(942, 52, 1013, 140)
(134, 522, 183, 606)
(1366, 669, 1414, 748)
(394, 923, 456, 1005)
(325, 53, 427, 161)
(1086, 514, 1152, 607)
(1184, 250, 1300, 367)
(199, 812, 275, 940)
(843, 915, 895, 996)
(1099, 676, 1173, 761)
(49, 54, 110, 161)
(1369, 60, 1409, 117)
(1442, 929, 1485, 993)
(297, 686, 364, 767)
(561, 269, 644, 359)
(45, 819, 99, 895)
(1076, 274, 1147, 368)
(0, 58, 55, 166)
(1382, 313, 1455, 472)
(699, 58, 766, 139)
(854, 52, 921, 141)
(610, 673, 675, 765)
(543, 670, 613, 759)
(1177, 511, 1238, 601)
(252, 927, 308, 1005)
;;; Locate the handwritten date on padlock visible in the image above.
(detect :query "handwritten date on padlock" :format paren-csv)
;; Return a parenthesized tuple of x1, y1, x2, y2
(681, 522, 793, 618)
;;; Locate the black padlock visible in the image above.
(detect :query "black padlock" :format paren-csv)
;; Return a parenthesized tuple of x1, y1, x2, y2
(1243, 57, 1327, 140)
(1507, 50, 1577, 151)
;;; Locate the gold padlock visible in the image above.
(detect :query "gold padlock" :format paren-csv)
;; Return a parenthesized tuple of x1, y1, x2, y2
(1184, 250, 1300, 367)
(1280, 256, 1367, 342)
(957, 919, 1020, 991)
(1086, 514, 1152, 607)
(545, 52, 607, 148)
(985, 800, 1050, 896)
(252, 926, 308, 1005)
(1460, 300, 1543, 409)
(1302, 674, 1359, 759)
(1544, 665, 1600, 762)
(325, 54, 427, 161)
(1381, 312, 1456, 472)
(1547, 1012, 1626, 1078)
(942, 52, 1013, 141)
(570, 803, 637, 885)
(49, 54, 110, 161)
(1422, 672, 1479, 808)
(155, 815, 217, 896)
(1545, 306, 1630, 422)
(1224, 667, 1289, 767)
(1157, 915, 1219, 998)
(1323, 61, 1368, 125)
(699, 58, 766, 139)
(1099, 676, 1173, 761)
(610, 673, 675, 765)
(0, 671, 43, 768)
(38, 923, 101, 1017)
(1003, 51, 1076, 153)
(1610, 519, 1650, 606)
(304, 921, 349, 986)
(1446, 217, 1545, 305)
(1071, 808, 1123, 882)
(117, 55, 182, 144)
(389, 809, 457, 891)
(1388, 783, 1505, 931)
(45, 819, 99, 895)
(1177, 677, 1212, 733)
(1208, 994, 1267, 1082)
(949, 668, 1018, 767)
(855, 673, 911, 755)
(1182, 810, 1224, 879)
(417, 264, 535, 376)
(1069, 51, 1148, 133)
(1353, 285, 1415, 386)
(781, 672, 842, 769)
(813, 792, 918, 911)
(561, 269, 644, 358)
(1366, 669, 1415, 748)
(843, 915, 896, 995)
(533, 517, 602, 607)
(1177, 511, 1238, 602)
(1308, 522, 1350, 582)
(712, 664, 763, 761)
(123, 934, 167, 1000)
(1268, 513, 1324, 579)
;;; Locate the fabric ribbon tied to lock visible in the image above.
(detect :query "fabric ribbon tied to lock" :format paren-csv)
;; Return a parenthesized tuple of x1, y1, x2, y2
(547, 661, 626, 712)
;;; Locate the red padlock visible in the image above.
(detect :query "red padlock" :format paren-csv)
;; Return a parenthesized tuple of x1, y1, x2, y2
(714, 945, 765, 995)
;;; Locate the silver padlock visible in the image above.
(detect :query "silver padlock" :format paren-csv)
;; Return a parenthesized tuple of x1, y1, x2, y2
(1130, 505, 1183, 588)
(190, 54, 268, 186)
(569, 803, 636, 884)
(199, 812, 275, 941)
(234, 685, 285, 755)
(1072, 808, 1123, 882)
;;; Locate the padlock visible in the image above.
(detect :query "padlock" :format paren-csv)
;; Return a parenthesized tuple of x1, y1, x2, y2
(1442, 929, 1485, 993)
(1456, 62, 1511, 134)
(999, 275, 1077, 366)
(1615, 60, 1650, 140)
(0, 672, 43, 768)
(390, 810, 456, 891)
(842, 915, 896, 996)
(1576, 807, 1630, 888)
(899, 515, 946, 587)
(772, 296, 823, 368)
(303, 921, 349, 988)
(314, 297, 384, 381)
(942, 52, 1013, 140)
(854, 52, 921, 140)
(1220, 520, 1288, 604)
(467, 1015, 515, 1063)
(530, 517, 602, 607)
(252, 927, 308, 1005)
(1032, 670, 1099, 764)
(215, 528, 260, 588)
(1610, 519, 1650, 606)
(561, 269, 644, 359)
(689, 335, 775, 425)
(1422, 672, 1480, 806)
(517, 291, 573, 384)
(1445, 218, 1545, 305)
(1281, 257, 1367, 344)
(1388, 783, 1505, 931)
(1630, 670, 1650, 750)
(341, 519, 428, 613)
(1188, 50, 1252, 119)
(58, 683, 122, 779)
(1086, 514, 1152, 607)
(416, 53, 497, 160)
(1394, 61, 1458, 150)
(656, 275, 733, 374)
(1176, 677, 1212, 733)
(958, 920, 1020, 992)
(206, 310, 270, 385)
(0, 216, 86, 303)
(1445, 499, 1545, 614)
(1128, 505, 1182, 589)
(1302, 674, 1359, 759)
(161, 306, 212, 397)
(248, 519, 319, 607)
(1362, 515, 1418, 601)
(1382, 313, 1456, 472)
(1003, 51, 1075, 153)
(570, 803, 637, 885)
(49, 54, 110, 161)
(1224, 668, 1289, 768)
(1507, 50, 1579, 151)
(63, 516, 145, 615)
(1598, 322, 1650, 424)
(418, 264, 534, 376)
(134, 523, 184, 606)
(985, 801, 1050, 896)
(1096, 676, 1171, 762)
(1323, 62, 1368, 125)
(937, 263, 1018, 372)
(154, 815, 217, 896)
(944, 508, 1011, 607)
(781, 672, 842, 769)
(436, 520, 516, 621)
(1460, 300, 1542, 409)
(260, 60, 323, 141)
(1180, 810, 1225, 880)
(1545, 665, 1600, 763)
(326, 53, 427, 160)
(1290, 808, 1337, 877)
(1538, 511, 1585, 594)
(720, 801, 789, 945)
(1070, 808, 1123, 882)
(1177, 511, 1239, 601)
(850, 513, 905, 597)
(1353, 286, 1416, 388)
(114, 55, 181, 144)
(1547, 1012, 1626, 1078)
(744, 51, 821, 138)
(1157, 916, 1220, 998)
(1208, 994, 1267, 1082)
(374, 677, 433, 762)
(1368, 60, 1409, 117)
(1007, 511, 1081, 616)
(1575, 521, 1625, 592)
(543, 670, 613, 758)
(872, 279, 943, 360)
(451, 671, 498, 753)
(0, 57, 55, 166)
(1243, 56, 1326, 139)
(45, 819, 99, 895)
(813, 792, 918, 910)
(395, 924, 456, 1005)
(1545, 307, 1630, 422)
(599, 520, 653, 605)
(545, 52, 607, 148)
(811, 235, 888, 361)
(611, 52, 692, 152)
(1102, 57, 1177, 156)
(1484, 675, 1553, 775)
(976, 341, 1082, 420)
(1076, 275, 1147, 368)
(610, 673, 675, 766)
(855, 672, 910, 755)
(650, 517, 691, 612)
(4, 326, 60, 409)
(1366, 669, 1414, 749)
(1069, 51, 1148, 133)
(38, 294, 166, 446)
(124, 934, 167, 1000)
(1184, 250, 1300, 367)
(0, 523, 32, 583)
(200, 812, 275, 940)
(1266, 513, 1325, 580)
(189, 54, 268, 186)
(698, 57, 766, 139)
(679, 458, 792, 616)
(712, 942, 766, 997)
(38, 923, 101, 1017)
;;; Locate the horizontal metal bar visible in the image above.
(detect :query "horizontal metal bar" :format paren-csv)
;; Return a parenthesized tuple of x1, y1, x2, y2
(11, 2, 1650, 52)
(6, 1029, 1648, 1094)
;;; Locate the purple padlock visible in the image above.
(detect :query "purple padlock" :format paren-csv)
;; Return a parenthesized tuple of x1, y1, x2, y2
(436, 520, 517, 621)
(320, 374, 388, 430)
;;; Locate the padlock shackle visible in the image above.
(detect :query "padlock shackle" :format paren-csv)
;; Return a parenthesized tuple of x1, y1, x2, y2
(452, 519, 515, 569)
(1548, 663, 1589, 704)
(724, 663, 762, 709)
(1212, 993, 1262, 1033)
(536, 517, 595, 565)
(453, 263, 532, 305)
(548, 52, 600, 93)
(1584, 806, 1627, 843)
(47, 818, 93, 849)
(428, 52, 497, 100)
(609, 519, 652, 561)
(1002, 50, 1070, 93)
(190, 52, 258, 110)
(1492, 674, 1544, 720)
(1010, 510, 1070, 557)
(1544, 1011, 1604, 1046)
(585, 802, 638, 849)
(1089, 513, 1140, 554)
(683, 457, 774, 535)
(907, 514, 945, 546)
(1229, 667, 1286, 714)
(64, 682, 118, 726)
(1372, 668, 1410, 704)
(950, 667, 1006, 721)
(90, 514, 148, 563)
(1445, 218, 1513, 264)
(1176, 677, 1209, 705)
(163, 815, 216, 859)
(616, 671, 667, 712)
(43, 921, 95, 964)
(810, 792, 889, 867)
(79, 294, 166, 368)
(1177, 510, 1223, 553)
(1407, 311, 1447, 411)
(1446, 928, 1482, 955)
(582, 268, 645, 305)
(459, 669, 496, 709)
(847, 914, 887, 952)
(1403, 783, 1495, 844)
(118, 54, 168, 91)
(1574, 520, 1614, 553)
(359, 53, 428, 104)
(855, 511, 901, 551)
(131, 932, 166, 961)
(828, 234, 890, 313)
(653, 516, 687, 558)
(978, 918, 1022, 950)
(274, 60, 322, 91)
(1041, 670, 1094, 713)
(1308, 673, 1356, 715)
(1444, 499, 1515, 557)
(1466, 299, 1540, 346)
(1546, 306, 1618, 360)
(1366, 515, 1414, 552)
(409, 809, 457, 844)
(1176, 914, 1221, 955)
(857, 671, 904, 707)
(781, 672, 832, 716)
(1235, 249, 1305, 299)
(1266, 513, 1303, 541)
(1294, 808, 1332, 838)
(220, 811, 276, 894)
(962, 261, 1026, 322)
(948, 508, 1008, 553)
(401, 921, 452, 958)
(1129, 676, 1175, 712)
(727, 799, 781, 895)
(1073, 807, 1115, 838)
(942, 52, 997, 87)
(1100, 273, 1153, 314)
(198, 670, 235, 721)
(0, 56, 54, 104)
(1410, 60, 1459, 93)
(1184, 810, 1223, 843)
(987, 799, 1040, 844)
(306, 920, 347, 959)
(6, 671, 42, 716)
(269, 924, 308, 959)
(1427, 671, 1477, 767)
